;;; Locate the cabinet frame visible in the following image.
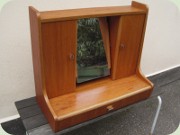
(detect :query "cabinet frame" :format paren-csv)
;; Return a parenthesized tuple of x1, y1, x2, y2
(29, 1, 153, 132)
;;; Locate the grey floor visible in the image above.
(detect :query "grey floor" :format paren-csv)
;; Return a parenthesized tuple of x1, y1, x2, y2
(2, 67, 180, 135)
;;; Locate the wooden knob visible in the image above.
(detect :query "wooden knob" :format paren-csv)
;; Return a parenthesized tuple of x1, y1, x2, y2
(107, 105, 114, 111)
(69, 53, 75, 61)
(120, 43, 125, 48)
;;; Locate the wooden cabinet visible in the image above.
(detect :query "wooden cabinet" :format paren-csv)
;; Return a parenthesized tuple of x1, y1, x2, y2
(29, 1, 153, 132)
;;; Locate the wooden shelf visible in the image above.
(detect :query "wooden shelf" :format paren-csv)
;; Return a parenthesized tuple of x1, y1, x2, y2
(40, 6, 146, 22)
(49, 75, 151, 120)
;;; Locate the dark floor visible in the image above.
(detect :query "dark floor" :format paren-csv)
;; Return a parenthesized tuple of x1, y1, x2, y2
(1, 67, 180, 135)
(1, 118, 26, 135)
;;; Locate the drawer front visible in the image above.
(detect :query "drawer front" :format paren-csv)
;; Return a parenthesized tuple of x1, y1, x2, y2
(56, 89, 152, 131)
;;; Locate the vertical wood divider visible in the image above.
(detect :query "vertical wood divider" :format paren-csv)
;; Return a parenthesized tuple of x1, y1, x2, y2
(99, 17, 111, 69)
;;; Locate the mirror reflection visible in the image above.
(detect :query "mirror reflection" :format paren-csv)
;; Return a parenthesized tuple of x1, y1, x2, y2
(77, 18, 110, 83)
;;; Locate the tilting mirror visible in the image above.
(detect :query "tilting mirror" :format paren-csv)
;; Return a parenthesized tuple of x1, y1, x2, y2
(77, 18, 110, 83)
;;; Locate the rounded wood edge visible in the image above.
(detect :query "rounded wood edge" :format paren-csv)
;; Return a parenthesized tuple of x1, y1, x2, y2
(56, 86, 151, 121)
(137, 68, 154, 89)
(29, 6, 40, 15)
(38, 10, 59, 131)
(38, 22, 58, 120)
(42, 92, 59, 132)
(29, 6, 67, 132)
(30, 5, 58, 121)
(43, 92, 58, 119)
(131, 1, 149, 11)
(134, 1, 149, 84)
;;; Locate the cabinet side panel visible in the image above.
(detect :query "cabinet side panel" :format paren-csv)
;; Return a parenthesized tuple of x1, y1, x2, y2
(29, 7, 56, 130)
(115, 15, 145, 78)
(29, 8, 42, 99)
(41, 21, 77, 98)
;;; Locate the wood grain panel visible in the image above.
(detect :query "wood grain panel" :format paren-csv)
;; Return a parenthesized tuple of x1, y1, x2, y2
(108, 16, 122, 79)
(29, 7, 42, 101)
(131, 2, 152, 89)
(40, 6, 146, 23)
(49, 75, 151, 120)
(55, 88, 152, 131)
(132, 1, 149, 11)
(29, 7, 57, 131)
(41, 21, 77, 98)
(98, 17, 111, 69)
(115, 15, 145, 79)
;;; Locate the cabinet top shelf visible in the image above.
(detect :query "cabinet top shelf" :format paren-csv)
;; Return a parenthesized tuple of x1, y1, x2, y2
(30, 1, 148, 23)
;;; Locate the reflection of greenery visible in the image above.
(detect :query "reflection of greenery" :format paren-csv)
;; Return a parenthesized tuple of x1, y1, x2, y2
(77, 18, 107, 67)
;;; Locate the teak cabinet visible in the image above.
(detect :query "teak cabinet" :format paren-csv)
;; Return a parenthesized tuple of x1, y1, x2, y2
(29, 1, 154, 132)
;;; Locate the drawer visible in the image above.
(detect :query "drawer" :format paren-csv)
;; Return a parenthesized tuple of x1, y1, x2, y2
(56, 89, 152, 130)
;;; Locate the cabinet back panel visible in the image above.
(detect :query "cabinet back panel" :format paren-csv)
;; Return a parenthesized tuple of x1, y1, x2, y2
(116, 14, 145, 78)
(41, 21, 77, 98)
(108, 16, 121, 79)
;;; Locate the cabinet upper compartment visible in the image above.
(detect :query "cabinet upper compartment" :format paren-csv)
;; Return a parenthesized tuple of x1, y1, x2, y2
(29, 1, 148, 23)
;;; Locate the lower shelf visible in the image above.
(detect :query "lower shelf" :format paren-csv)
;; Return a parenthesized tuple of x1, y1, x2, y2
(49, 75, 152, 121)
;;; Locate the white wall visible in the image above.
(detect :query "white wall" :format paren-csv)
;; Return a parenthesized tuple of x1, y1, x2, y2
(0, 0, 180, 119)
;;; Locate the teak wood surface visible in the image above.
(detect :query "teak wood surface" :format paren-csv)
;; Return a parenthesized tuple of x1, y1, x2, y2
(29, 1, 154, 132)
(50, 75, 150, 120)
(29, 7, 57, 130)
(99, 17, 111, 69)
(40, 6, 146, 23)
(115, 14, 145, 79)
(41, 21, 77, 98)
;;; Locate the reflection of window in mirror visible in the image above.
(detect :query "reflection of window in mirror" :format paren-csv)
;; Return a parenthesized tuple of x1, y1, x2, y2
(77, 18, 110, 83)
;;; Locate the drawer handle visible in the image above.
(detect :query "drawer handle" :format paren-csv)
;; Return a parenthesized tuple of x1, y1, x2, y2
(107, 105, 114, 111)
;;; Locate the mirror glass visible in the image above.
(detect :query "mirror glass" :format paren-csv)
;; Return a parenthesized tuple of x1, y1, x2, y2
(77, 18, 110, 83)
